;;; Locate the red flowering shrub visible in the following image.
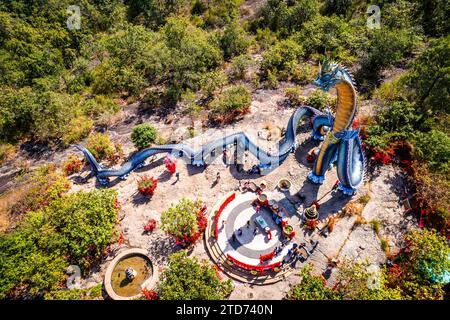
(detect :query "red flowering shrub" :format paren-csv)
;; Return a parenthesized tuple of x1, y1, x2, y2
(63, 155, 83, 175)
(118, 231, 124, 245)
(372, 148, 395, 165)
(142, 288, 158, 300)
(113, 198, 121, 209)
(144, 219, 157, 232)
(161, 198, 207, 247)
(138, 175, 158, 197)
(164, 155, 177, 174)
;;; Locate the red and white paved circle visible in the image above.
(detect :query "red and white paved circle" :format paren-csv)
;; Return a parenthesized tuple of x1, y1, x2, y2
(216, 192, 296, 266)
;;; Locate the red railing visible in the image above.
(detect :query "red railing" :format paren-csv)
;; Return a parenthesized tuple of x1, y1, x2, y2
(227, 254, 281, 274)
(214, 193, 236, 239)
(259, 251, 275, 263)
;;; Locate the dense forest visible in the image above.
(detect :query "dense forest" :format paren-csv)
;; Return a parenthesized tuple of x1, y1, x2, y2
(0, 0, 448, 300)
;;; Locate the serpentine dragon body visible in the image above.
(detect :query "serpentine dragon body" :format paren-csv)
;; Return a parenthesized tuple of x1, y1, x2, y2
(75, 60, 365, 195)
(308, 59, 366, 194)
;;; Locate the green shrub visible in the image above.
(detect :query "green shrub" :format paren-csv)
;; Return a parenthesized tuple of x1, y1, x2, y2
(157, 251, 233, 300)
(413, 130, 450, 174)
(0, 87, 36, 142)
(390, 229, 450, 299)
(200, 70, 228, 97)
(369, 219, 381, 235)
(131, 124, 158, 150)
(0, 189, 118, 298)
(0, 88, 82, 144)
(81, 96, 120, 119)
(264, 70, 279, 89)
(127, 0, 189, 29)
(285, 86, 305, 106)
(30, 91, 81, 143)
(291, 63, 317, 84)
(380, 238, 390, 254)
(45, 190, 119, 268)
(200, 0, 241, 28)
(357, 28, 420, 85)
(336, 260, 402, 300)
(406, 36, 450, 116)
(62, 116, 94, 146)
(209, 85, 251, 123)
(91, 24, 166, 96)
(220, 22, 251, 60)
(0, 143, 16, 165)
(372, 73, 410, 104)
(364, 101, 426, 152)
(292, 15, 358, 63)
(44, 283, 103, 300)
(86, 133, 116, 161)
(255, 28, 277, 50)
(261, 39, 304, 79)
(229, 55, 251, 81)
(253, 0, 319, 37)
(287, 264, 339, 300)
(358, 193, 371, 205)
(306, 89, 335, 111)
(162, 17, 223, 99)
(414, 0, 449, 36)
(323, 0, 353, 17)
(161, 197, 204, 240)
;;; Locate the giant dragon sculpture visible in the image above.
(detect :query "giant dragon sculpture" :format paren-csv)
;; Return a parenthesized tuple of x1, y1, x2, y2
(75, 59, 365, 195)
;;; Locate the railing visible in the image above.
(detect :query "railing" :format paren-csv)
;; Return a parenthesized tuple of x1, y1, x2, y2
(214, 193, 236, 239)
(227, 254, 281, 274)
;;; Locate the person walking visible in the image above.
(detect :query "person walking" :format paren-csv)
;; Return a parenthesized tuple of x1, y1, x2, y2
(246, 220, 251, 228)
(237, 228, 243, 236)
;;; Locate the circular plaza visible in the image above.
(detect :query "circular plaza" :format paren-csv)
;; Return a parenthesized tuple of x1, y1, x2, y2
(206, 188, 314, 284)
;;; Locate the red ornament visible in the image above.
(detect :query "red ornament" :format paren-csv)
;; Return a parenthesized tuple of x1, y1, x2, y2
(164, 155, 177, 174)
(305, 219, 318, 230)
(137, 175, 158, 196)
(144, 219, 157, 232)
(118, 231, 124, 245)
(142, 288, 158, 300)
(306, 152, 316, 163)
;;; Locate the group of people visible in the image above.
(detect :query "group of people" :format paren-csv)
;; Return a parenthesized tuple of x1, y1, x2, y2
(273, 242, 308, 264)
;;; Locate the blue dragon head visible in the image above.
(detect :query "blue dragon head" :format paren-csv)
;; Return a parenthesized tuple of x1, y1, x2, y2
(314, 58, 345, 92)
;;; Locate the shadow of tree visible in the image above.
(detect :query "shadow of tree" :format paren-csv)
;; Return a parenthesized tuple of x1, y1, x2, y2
(132, 192, 151, 206)
(146, 234, 178, 266)
(296, 179, 320, 207)
(157, 170, 173, 183)
(318, 192, 352, 220)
